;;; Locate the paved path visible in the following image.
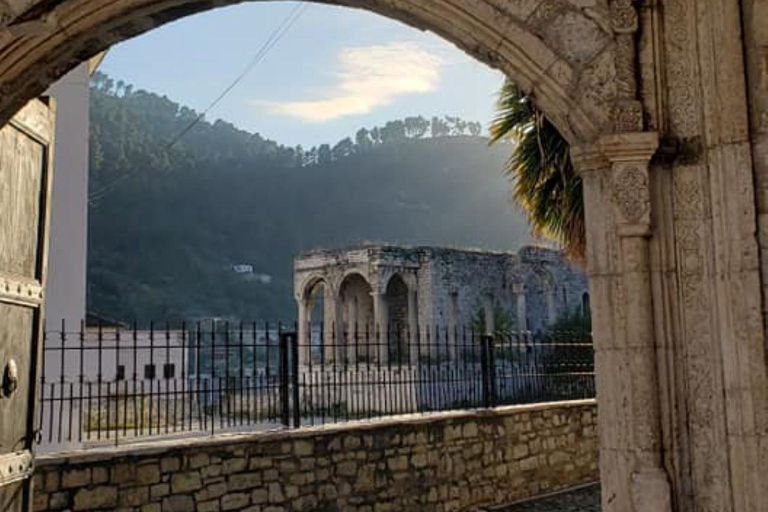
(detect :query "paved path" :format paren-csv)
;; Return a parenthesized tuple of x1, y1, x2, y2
(495, 485, 600, 512)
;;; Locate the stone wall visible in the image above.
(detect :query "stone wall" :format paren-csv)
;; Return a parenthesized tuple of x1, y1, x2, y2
(32, 401, 598, 512)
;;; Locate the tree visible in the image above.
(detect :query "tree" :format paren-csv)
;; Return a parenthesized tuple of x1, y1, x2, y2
(355, 128, 372, 152)
(431, 116, 449, 137)
(489, 80, 585, 259)
(381, 120, 406, 144)
(317, 144, 332, 165)
(404, 116, 429, 138)
(332, 137, 354, 160)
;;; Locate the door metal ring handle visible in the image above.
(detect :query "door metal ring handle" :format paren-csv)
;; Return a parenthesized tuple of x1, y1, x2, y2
(2, 359, 19, 398)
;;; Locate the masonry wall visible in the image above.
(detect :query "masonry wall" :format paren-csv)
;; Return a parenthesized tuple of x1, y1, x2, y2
(33, 401, 598, 512)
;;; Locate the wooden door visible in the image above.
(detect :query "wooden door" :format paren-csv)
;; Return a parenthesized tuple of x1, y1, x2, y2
(0, 99, 55, 512)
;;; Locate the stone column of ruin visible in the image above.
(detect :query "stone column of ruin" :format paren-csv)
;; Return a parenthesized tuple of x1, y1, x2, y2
(407, 289, 418, 365)
(323, 286, 341, 364)
(513, 283, 527, 331)
(372, 291, 389, 365)
(296, 297, 310, 366)
(546, 288, 557, 325)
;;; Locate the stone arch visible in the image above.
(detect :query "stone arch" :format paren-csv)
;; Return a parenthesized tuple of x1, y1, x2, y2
(523, 266, 556, 332)
(384, 273, 409, 359)
(338, 272, 372, 324)
(0, 0, 620, 144)
(299, 275, 327, 304)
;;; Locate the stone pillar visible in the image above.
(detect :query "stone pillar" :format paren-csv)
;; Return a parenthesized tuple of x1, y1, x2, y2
(483, 295, 495, 335)
(346, 298, 357, 366)
(546, 288, 557, 326)
(407, 289, 418, 364)
(513, 284, 527, 331)
(572, 133, 672, 512)
(296, 296, 310, 366)
(372, 291, 389, 364)
(323, 286, 341, 364)
(448, 292, 458, 361)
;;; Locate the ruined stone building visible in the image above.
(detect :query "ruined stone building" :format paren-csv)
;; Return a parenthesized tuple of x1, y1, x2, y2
(294, 245, 588, 363)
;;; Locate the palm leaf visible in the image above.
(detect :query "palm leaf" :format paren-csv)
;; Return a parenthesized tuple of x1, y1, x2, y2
(489, 80, 585, 259)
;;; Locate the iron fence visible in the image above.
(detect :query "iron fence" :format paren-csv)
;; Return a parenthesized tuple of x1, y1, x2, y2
(37, 321, 594, 451)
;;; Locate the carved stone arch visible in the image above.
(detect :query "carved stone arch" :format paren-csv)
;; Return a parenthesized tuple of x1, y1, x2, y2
(337, 268, 372, 299)
(525, 264, 556, 291)
(381, 269, 414, 294)
(298, 274, 328, 304)
(0, 0, 625, 143)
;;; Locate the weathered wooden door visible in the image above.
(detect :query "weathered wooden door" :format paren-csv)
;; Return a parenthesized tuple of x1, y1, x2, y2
(0, 99, 55, 511)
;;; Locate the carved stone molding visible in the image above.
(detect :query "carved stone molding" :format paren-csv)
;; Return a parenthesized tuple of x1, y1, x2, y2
(609, 1, 643, 132)
(0, 272, 44, 307)
(613, 164, 650, 224)
(610, 0, 639, 33)
(572, 132, 659, 236)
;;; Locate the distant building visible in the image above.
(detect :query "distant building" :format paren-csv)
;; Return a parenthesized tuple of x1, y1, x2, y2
(42, 324, 188, 384)
(294, 244, 589, 364)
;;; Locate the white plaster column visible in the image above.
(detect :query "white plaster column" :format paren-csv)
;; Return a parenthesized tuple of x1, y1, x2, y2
(513, 283, 527, 331)
(372, 290, 389, 364)
(573, 133, 672, 512)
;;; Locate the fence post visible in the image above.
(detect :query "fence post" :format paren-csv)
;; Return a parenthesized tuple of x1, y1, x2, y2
(480, 334, 492, 408)
(487, 335, 496, 407)
(279, 332, 290, 427)
(288, 332, 301, 428)
(480, 334, 497, 408)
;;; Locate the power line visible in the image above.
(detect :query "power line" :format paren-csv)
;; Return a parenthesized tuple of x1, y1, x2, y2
(165, 2, 308, 151)
(89, 2, 308, 205)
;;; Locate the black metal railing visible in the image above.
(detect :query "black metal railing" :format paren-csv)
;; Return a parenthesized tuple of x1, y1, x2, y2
(37, 321, 594, 451)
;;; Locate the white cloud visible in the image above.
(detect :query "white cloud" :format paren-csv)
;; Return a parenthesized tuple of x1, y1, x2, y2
(253, 42, 442, 122)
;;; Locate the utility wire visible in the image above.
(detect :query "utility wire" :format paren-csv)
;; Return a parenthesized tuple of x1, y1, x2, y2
(89, 2, 308, 205)
(164, 1, 308, 151)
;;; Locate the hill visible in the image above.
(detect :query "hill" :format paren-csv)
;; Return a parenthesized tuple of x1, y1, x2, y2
(87, 73, 531, 322)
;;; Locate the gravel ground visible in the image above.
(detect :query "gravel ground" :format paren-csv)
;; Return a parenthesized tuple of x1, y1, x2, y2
(492, 484, 601, 512)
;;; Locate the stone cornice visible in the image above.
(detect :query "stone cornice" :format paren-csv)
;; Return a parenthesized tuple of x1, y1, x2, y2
(571, 132, 659, 172)
(599, 132, 659, 164)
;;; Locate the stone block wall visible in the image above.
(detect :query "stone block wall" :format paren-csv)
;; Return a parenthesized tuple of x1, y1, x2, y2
(33, 401, 598, 512)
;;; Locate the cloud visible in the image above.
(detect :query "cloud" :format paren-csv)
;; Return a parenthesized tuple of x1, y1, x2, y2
(253, 42, 442, 122)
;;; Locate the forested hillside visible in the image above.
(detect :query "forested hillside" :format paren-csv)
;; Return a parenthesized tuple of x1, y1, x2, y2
(87, 73, 531, 322)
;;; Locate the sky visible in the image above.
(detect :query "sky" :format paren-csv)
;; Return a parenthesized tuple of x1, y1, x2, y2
(99, 1, 506, 148)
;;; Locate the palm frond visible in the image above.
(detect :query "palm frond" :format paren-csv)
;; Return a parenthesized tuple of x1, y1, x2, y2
(489, 80, 585, 259)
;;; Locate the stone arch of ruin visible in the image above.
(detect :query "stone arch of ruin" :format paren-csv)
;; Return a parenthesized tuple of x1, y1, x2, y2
(2, 2, 768, 512)
(297, 274, 328, 303)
